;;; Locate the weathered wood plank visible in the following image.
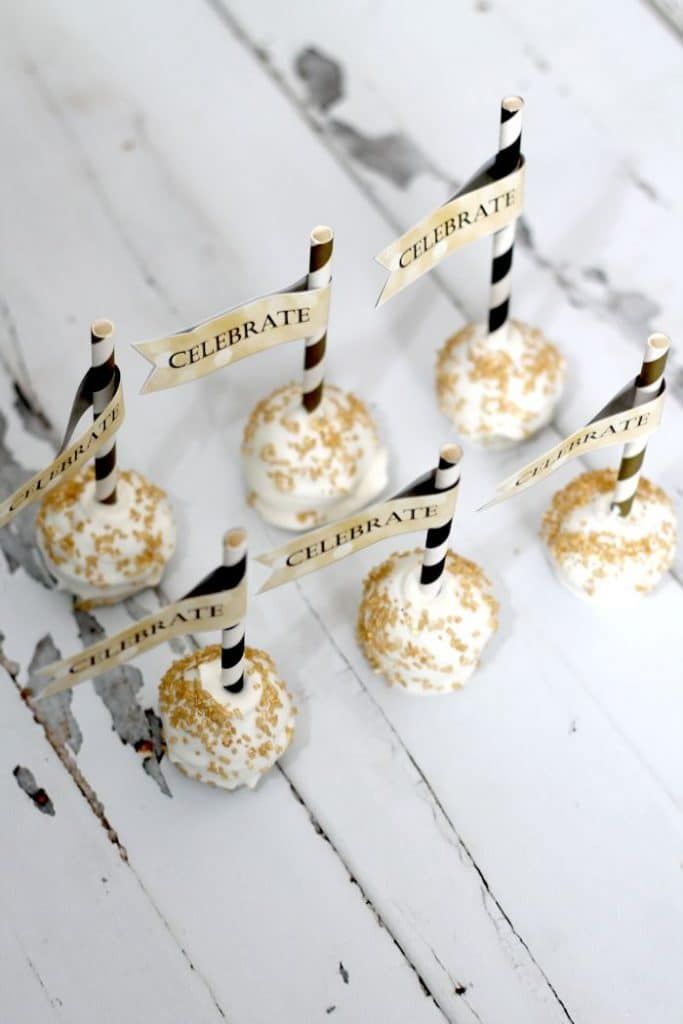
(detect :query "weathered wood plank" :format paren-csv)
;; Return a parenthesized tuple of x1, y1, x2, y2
(0, 657, 228, 1023)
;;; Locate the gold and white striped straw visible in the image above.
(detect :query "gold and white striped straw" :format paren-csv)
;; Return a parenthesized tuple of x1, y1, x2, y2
(302, 225, 333, 412)
(612, 332, 670, 517)
(488, 96, 524, 347)
(90, 319, 118, 504)
(221, 528, 247, 693)
(419, 443, 463, 600)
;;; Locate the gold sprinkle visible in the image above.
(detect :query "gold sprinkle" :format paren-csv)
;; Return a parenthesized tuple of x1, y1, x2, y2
(541, 469, 676, 596)
(436, 321, 564, 439)
(159, 646, 295, 788)
(242, 383, 378, 499)
(357, 550, 498, 692)
(37, 466, 173, 602)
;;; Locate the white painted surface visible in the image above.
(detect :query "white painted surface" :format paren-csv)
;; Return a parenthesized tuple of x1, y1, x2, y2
(0, 664, 226, 1023)
(0, 2, 681, 1021)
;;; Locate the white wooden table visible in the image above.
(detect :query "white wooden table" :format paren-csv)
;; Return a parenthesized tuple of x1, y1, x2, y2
(1, 2, 682, 1021)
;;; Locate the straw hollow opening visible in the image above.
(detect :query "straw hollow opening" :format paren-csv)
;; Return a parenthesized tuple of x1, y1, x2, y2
(647, 332, 670, 353)
(91, 319, 114, 339)
(224, 528, 247, 550)
(311, 225, 333, 245)
(502, 96, 524, 113)
(440, 443, 463, 466)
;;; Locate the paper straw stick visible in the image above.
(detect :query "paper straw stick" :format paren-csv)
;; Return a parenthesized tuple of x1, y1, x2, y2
(612, 332, 670, 517)
(487, 96, 524, 346)
(221, 528, 247, 693)
(90, 319, 117, 504)
(419, 443, 463, 599)
(302, 225, 334, 412)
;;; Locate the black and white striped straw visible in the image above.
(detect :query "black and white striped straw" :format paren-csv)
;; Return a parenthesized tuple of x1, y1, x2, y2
(488, 96, 524, 346)
(221, 528, 247, 693)
(90, 319, 117, 504)
(612, 332, 670, 517)
(302, 225, 334, 413)
(419, 443, 463, 600)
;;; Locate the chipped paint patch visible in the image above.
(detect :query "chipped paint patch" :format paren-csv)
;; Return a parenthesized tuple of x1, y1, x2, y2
(0, 409, 55, 587)
(22, 634, 127, 855)
(73, 608, 172, 797)
(295, 47, 343, 112)
(328, 120, 438, 189)
(28, 635, 83, 754)
(294, 46, 444, 189)
(13, 765, 55, 815)
(12, 380, 60, 448)
(0, 630, 20, 681)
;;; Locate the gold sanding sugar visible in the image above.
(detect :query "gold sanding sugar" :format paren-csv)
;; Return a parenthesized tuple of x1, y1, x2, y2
(357, 549, 499, 688)
(159, 644, 293, 756)
(37, 467, 170, 584)
(242, 383, 377, 496)
(436, 320, 564, 432)
(541, 469, 675, 574)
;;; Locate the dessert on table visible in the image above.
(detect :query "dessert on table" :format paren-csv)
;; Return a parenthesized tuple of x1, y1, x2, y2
(357, 548, 499, 694)
(159, 644, 296, 790)
(242, 382, 387, 531)
(36, 320, 176, 606)
(159, 529, 296, 790)
(243, 225, 387, 531)
(37, 466, 175, 608)
(435, 98, 565, 448)
(542, 333, 675, 607)
(541, 470, 676, 607)
(436, 319, 565, 449)
(357, 444, 499, 694)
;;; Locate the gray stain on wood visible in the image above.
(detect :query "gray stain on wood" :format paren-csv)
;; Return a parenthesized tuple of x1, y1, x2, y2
(295, 47, 343, 112)
(28, 635, 83, 754)
(13, 765, 55, 815)
(0, 409, 55, 588)
(294, 47, 447, 189)
(73, 608, 171, 796)
(12, 380, 61, 449)
(0, 630, 20, 682)
(327, 121, 440, 190)
(20, 634, 127, 856)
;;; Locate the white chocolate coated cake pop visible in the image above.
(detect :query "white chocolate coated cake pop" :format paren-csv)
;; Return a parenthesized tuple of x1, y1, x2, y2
(36, 466, 176, 608)
(159, 645, 296, 790)
(357, 549, 499, 694)
(541, 469, 676, 606)
(242, 382, 388, 531)
(36, 318, 176, 606)
(436, 320, 565, 449)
